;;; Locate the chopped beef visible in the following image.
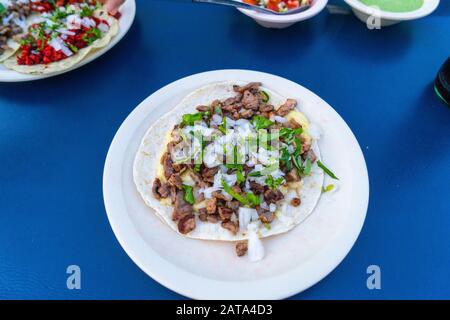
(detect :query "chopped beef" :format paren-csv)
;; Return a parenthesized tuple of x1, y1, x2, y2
(264, 189, 284, 204)
(231, 184, 242, 194)
(172, 191, 193, 221)
(259, 104, 274, 113)
(222, 102, 241, 113)
(236, 241, 248, 257)
(206, 197, 217, 214)
(226, 201, 241, 211)
(190, 172, 210, 188)
(256, 206, 275, 223)
(218, 207, 234, 221)
(233, 82, 261, 93)
(178, 214, 196, 234)
(172, 163, 186, 173)
(291, 198, 301, 207)
(221, 220, 239, 235)
(285, 169, 300, 182)
(167, 173, 183, 189)
(161, 152, 175, 180)
(201, 166, 219, 183)
(194, 188, 205, 202)
(198, 208, 208, 222)
(212, 191, 231, 201)
(239, 108, 254, 119)
(276, 99, 297, 116)
(223, 94, 242, 106)
(152, 178, 170, 200)
(249, 181, 265, 195)
(241, 90, 259, 110)
(169, 185, 177, 204)
(206, 214, 220, 223)
(196, 105, 210, 112)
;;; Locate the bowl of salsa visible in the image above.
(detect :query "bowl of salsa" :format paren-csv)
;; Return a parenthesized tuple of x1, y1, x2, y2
(238, 0, 328, 29)
(344, 0, 440, 27)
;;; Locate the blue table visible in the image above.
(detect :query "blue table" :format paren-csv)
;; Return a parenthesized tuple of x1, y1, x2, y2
(0, 0, 449, 300)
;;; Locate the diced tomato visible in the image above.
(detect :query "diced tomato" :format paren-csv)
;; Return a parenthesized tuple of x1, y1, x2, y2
(287, 0, 300, 9)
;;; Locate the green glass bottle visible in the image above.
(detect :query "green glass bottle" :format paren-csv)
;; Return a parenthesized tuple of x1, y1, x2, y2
(435, 57, 450, 105)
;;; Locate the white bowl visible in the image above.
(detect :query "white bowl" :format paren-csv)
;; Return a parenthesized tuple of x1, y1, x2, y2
(344, 0, 440, 27)
(237, 0, 328, 29)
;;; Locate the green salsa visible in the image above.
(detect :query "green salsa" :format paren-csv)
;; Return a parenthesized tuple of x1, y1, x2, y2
(359, 0, 424, 13)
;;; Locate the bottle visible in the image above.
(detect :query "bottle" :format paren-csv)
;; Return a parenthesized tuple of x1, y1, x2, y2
(435, 57, 450, 105)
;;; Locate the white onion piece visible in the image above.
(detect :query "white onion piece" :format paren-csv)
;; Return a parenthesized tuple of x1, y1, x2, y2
(271, 115, 287, 123)
(247, 223, 265, 262)
(238, 208, 255, 232)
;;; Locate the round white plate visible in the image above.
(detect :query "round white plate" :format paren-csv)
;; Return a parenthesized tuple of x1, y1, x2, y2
(103, 70, 369, 300)
(0, 0, 136, 82)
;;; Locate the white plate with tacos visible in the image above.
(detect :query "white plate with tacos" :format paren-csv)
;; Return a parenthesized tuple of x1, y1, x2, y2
(0, 0, 135, 82)
(103, 69, 369, 299)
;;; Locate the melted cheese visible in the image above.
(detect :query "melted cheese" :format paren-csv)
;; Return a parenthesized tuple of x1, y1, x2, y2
(286, 110, 312, 147)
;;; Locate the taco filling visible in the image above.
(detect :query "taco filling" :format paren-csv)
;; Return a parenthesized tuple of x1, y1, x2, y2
(0, 0, 32, 58)
(149, 82, 326, 258)
(15, 1, 110, 65)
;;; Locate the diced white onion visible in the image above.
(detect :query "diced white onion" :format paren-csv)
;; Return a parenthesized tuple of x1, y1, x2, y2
(247, 223, 265, 262)
(239, 208, 256, 232)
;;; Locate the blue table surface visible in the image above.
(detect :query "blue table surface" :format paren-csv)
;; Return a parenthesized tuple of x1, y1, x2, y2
(0, 0, 449, 300)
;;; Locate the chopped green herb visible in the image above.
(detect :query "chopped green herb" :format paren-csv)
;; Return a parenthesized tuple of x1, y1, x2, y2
(264, 223, 271, 230)
(322, 184, 335, 193)
(265, 175, 284, 189)
(236, 170, 245, 185)
(221, 180, 249, 206)
(252, 115, 274, 130)
(82, 27, 102, 45)
(280, 147, 292, 171)
(246, 192, 261, 206)
(182, 185, 195, 205)
(80, 5, 95, 17)
(214, 105, 222, 115)
(260, 91, 270, 103)
(194, 164, 201, 173)
(68, 43, 79, 53)
(279, 127, 303, 144)
(218, 116, 227, 134)
(302, 159, 312, 176)
(0, 3, 7, 16)
(317, 161, 339, 180)
(181, 112, 205, 127)
(248, 171, 262, 177)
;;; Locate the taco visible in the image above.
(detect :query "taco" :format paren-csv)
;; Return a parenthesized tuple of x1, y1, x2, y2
(0, 0, 33, 62)
(3, 1, 118, 74)
(134, 82, 326, 260)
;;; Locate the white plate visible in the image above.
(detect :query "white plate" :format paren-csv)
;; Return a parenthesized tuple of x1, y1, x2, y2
(0, 0, 136, 82)
(103, 70, 369, 300)
(237, 0, 328, 29)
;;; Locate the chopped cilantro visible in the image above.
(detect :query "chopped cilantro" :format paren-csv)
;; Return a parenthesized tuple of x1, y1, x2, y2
(182, 185, 195, 205)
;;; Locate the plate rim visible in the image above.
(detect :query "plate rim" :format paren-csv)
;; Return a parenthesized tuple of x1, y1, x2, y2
(103, 69, 370, 299)
(0, 0, 136, 82)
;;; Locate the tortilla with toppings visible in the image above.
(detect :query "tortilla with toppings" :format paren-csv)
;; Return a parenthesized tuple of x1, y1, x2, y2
(134, 82, 326, 260)
(3, 1, 118, 74)
(0, 0, 33, 62)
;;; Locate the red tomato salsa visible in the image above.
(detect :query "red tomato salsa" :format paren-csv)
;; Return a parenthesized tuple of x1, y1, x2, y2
(17, 1, 110, 66)
(243, 0, 311, 12)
